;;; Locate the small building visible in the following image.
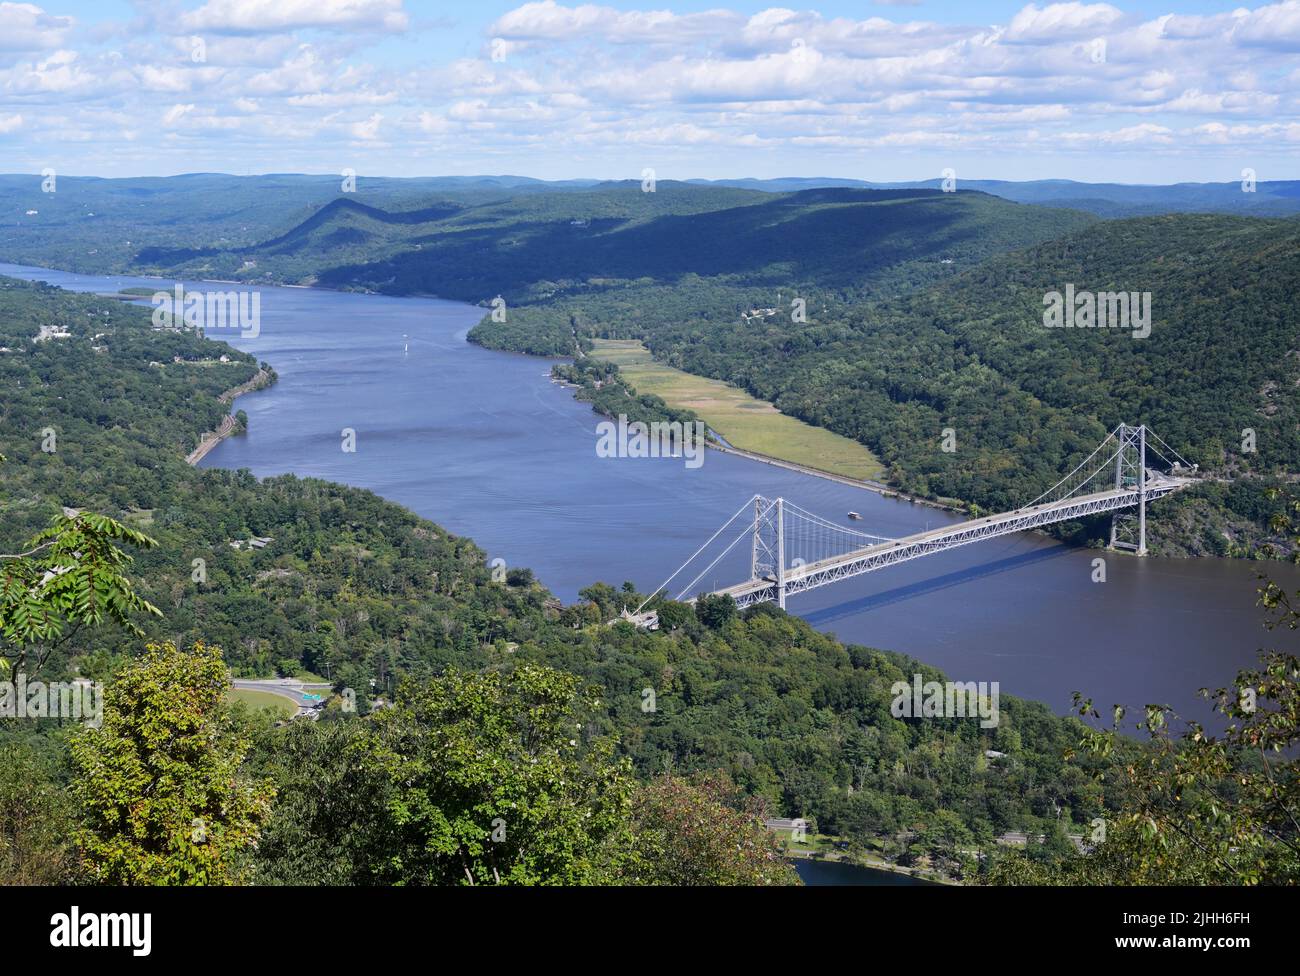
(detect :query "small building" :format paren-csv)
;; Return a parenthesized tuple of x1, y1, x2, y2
(618, 608, 659, 630)
(230, 536, 274, 551)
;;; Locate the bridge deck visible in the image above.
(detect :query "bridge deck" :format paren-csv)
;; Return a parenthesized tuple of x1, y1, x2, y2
(713, 477, 1190, 606)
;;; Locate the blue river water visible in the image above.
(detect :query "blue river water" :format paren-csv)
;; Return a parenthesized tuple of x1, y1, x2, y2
(5, 263, 1297, 725)
(793, 859, 936, 886)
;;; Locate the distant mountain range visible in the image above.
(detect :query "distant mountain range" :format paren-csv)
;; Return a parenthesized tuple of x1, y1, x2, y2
(685, 177, 1300, 216)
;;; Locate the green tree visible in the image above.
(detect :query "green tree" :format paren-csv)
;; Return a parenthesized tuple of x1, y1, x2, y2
(694, 593, 737, 629)
(0, 509, 161, 676)
(71, 641, 274, 885)
(366, 663, 635, 885)
(0, 740, 75, 884)
(249, 720, 392, 886)
(624, 774, 800, 886)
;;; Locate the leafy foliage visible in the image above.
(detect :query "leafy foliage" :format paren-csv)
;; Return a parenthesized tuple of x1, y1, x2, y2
(71, 641, 275, 885)
(0, 512, 160, 672)
(363, 664, 635, 885)
(0, 739, 76, 884)
(625, 773, 800, 886)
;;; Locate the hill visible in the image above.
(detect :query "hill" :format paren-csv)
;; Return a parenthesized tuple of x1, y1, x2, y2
(0, 177, 1095, 298)
(0, 274, 1111, 880)
(111, 184, 1093, 307)
(691, 178, 1300, 217)
(512, 213, 1300, 556)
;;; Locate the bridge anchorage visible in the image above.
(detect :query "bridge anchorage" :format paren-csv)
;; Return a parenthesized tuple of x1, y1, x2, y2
(636, 423, 1197, 615)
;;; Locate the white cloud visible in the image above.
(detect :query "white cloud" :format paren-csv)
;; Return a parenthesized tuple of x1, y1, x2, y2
(350, 112, 383, 139)
(180, 0, 408, 34)
(1004, 3, 1123, 43)
(1, 49, 103, 94)
(490, 1, 738, 43)
(415, 110, 452, 133)
(0, 2, 72, 53)
(11, 1, 1300, 179)
(1231, 1, 1300, 50)
(162, 103, 196, 125)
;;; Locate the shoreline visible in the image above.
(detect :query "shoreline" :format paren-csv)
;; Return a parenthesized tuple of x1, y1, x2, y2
(185, 367, 275, 465)
(217, 366, 275, 406)
(185, 415, 237, 465)
(550, 371, 963, 514)
(784, 848, 957, 885)
(708, 442, 963, 513)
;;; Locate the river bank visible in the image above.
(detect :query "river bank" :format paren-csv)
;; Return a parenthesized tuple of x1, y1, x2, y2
(184, 368, 275, 465)
(785, 849, 953, 885)
(2, 262, 1294, 728)
(587, 337, 884, 482)
(217, 367, 275, 405)
(551, 340, 967, 514)
(708, 442, 964, 513)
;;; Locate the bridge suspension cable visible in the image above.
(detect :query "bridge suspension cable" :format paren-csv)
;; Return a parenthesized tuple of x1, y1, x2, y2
(1144, 429, 1193, 470)
(632, 422, 1195, 617)
(668, 513, 763, 604)
(634, 494, 760, 614)
(780, 500, 897, 575)
(1021, 426, 1124, 508)
(781, 500, 895, 544)
(635, 495, 898, 612)
(1021, 424, 1193, 511)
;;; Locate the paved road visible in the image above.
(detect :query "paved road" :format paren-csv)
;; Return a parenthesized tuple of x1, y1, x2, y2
(230, 678, 332, 716)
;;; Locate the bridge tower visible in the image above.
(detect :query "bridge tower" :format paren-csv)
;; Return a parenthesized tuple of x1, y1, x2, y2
(750, 496, 787, 609)
(1109, 424, 1148, 556)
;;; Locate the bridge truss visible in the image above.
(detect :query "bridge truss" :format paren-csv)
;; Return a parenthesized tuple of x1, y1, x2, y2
(638, 423, 1196, 613)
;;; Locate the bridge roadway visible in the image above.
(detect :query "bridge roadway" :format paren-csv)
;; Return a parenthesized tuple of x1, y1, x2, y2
(712, 475, 1192, 609)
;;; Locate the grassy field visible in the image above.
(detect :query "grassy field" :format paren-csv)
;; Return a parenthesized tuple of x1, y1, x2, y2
(590, 339, 883, 481)
(227, 688, 297, 718)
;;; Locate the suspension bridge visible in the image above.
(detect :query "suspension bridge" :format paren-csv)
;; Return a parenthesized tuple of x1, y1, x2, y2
(637, 424, 1197, 614)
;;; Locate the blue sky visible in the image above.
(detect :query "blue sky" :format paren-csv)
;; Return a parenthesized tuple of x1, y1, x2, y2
(2, 1, 1297, 182)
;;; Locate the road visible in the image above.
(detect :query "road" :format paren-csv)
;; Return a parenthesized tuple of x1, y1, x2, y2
(230, 677, 332, 717)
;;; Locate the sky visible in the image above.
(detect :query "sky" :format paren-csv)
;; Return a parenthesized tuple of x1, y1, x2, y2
(0, 0, 1296, 183)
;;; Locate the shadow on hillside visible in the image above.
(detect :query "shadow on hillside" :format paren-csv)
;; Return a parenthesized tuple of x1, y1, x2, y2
(308, 188, 992, 298)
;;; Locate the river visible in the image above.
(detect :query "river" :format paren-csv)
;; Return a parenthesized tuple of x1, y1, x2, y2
(5, 264, 1297, 725)
(792, 859, 937, 886)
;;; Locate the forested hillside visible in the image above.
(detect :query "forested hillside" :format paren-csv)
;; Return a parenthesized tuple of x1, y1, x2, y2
(623, 214, 1300, 555)
(0, 275, 1114, 881)
(0, 173, 596, 274)
(690, 178, 1300, 217)
(2, 179, 1096, 302)
(471, 213, 1300, 557)
(6, 177, 1297, 557)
